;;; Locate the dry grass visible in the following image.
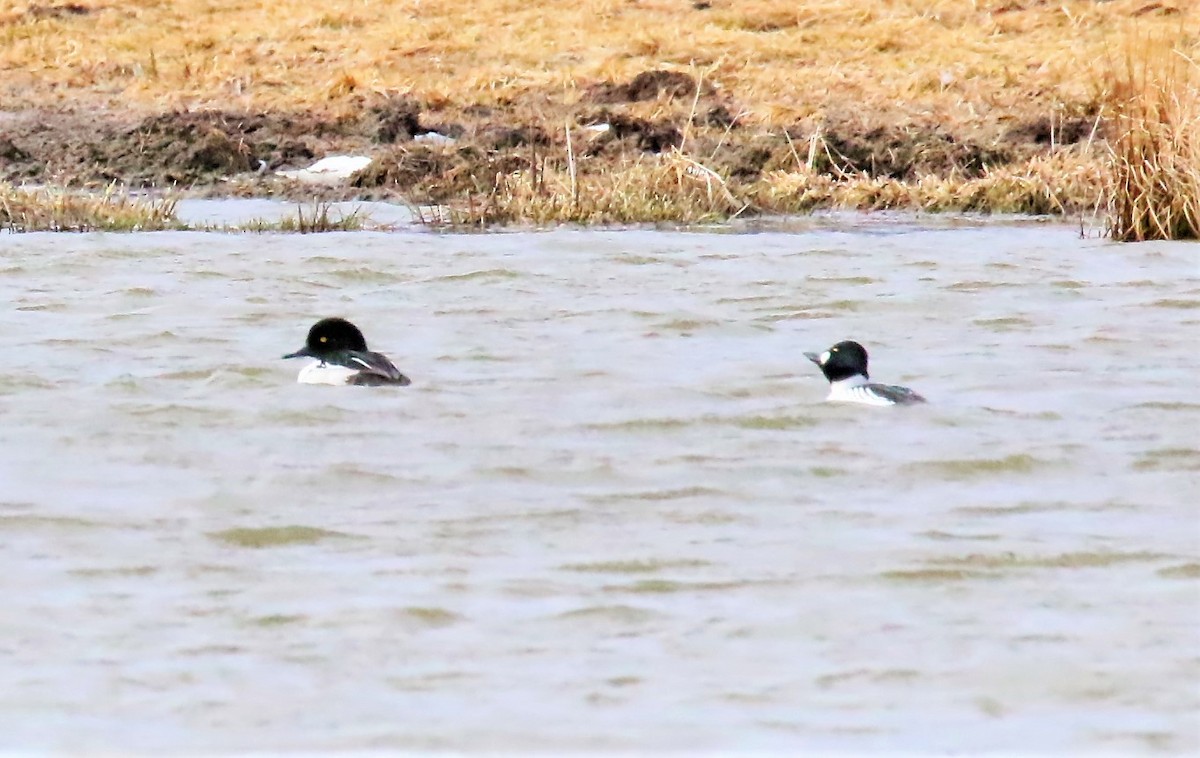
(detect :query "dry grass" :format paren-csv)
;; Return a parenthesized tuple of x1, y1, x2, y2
(1, 1, 1196, 226)
(0, 0, 1188, 123)
(238, 202, 366, 233)
(443, 149, 748, 226)
(0, 184, 179, 231)
(1104, 34, 1200, 241)
(754, 150, 1105, 216)
(409, 120, 1105, 226)
(0, 186, 369, 233)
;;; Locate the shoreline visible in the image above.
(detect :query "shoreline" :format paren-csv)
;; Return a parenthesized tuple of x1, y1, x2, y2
(0, 83, 1106, 227)
(0, 1, 1192, 231)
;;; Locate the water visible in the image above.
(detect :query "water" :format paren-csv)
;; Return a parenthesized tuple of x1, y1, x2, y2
(1, 211, 1197, 752)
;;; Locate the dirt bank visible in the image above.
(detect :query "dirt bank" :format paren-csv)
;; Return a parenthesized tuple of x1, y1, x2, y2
(0, 68, 1103, 213)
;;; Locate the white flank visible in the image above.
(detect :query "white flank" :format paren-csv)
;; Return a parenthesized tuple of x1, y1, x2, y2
(297, 361, 359, 386)
(825, 376, 895, 407)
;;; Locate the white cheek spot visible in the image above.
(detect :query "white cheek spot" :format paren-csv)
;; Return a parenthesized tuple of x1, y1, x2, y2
(820, 350, 831, 365)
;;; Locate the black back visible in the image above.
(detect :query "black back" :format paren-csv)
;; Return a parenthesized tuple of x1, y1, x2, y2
(864, 382, 926, 405)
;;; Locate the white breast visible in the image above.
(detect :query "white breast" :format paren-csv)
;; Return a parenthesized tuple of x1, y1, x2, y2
(297, 361, 359, 386)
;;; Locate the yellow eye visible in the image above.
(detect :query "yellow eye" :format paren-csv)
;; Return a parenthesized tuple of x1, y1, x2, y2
(319, 336, 328, 343)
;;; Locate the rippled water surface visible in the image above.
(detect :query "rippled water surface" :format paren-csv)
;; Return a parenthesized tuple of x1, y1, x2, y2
(1, 212, 1197, 752)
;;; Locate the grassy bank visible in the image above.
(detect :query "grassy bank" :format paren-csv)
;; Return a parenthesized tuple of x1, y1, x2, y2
(0, 1, 1194, 231)
(431, 140, 1105, 227)
(0, 0, 1178, 118)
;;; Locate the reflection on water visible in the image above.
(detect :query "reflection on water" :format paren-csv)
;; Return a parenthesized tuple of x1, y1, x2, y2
(0, 211, 1197, 751)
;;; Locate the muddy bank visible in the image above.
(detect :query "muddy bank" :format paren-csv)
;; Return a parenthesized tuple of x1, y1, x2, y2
(0, 70, 1103, 211)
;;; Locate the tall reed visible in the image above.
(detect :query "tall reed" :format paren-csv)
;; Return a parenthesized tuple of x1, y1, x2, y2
(1105, 36, 1199, 242)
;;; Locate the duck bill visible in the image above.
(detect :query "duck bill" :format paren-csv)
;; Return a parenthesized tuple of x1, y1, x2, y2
(283, 346, 315, 360)
(803, 351, 822, 365)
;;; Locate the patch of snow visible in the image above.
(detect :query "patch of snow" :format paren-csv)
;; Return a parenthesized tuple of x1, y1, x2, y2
(413, 132, 457, 146)
(276, 155, 373, 184)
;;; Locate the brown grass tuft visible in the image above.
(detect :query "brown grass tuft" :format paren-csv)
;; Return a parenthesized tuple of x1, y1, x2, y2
(753, 151, 1104, 216)
(445, 149, 747, 227)
(0, 184, 179, 232)
(1105, 34, 1200, 241)
(235, 202, 365, 233)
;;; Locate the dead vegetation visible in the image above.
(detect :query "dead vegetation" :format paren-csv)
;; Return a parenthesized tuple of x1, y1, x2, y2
(398, 128, 1106, 227)
(1104, 34, 1199, 241)
(0, 184, 178, 232)
(0, 0, 1184, 121)
(0, 185, 373, 233)
(0, 1, 1195, 230)
(233, 202, 366, 233)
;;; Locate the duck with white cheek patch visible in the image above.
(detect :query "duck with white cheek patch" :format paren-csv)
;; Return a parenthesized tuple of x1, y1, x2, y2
(284, 318, 411, 387)
(804, 340, 925, 406)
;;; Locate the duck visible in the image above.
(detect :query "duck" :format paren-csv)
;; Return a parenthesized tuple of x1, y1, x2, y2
(283, 317, 411, 386)
(804, 340, 925, 406)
